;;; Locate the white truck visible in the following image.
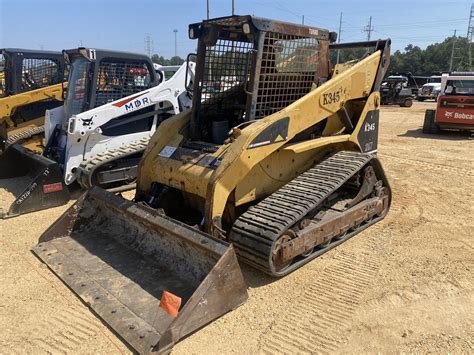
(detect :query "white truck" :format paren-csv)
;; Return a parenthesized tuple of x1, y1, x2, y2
(417, 75, 442, 101)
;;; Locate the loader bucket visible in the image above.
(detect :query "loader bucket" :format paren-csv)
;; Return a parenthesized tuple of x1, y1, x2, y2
(32, 187, 248, 354)
(0, 144, 70, 218)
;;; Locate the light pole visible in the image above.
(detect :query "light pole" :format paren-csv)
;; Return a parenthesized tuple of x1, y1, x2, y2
(173, 29, 178, 57)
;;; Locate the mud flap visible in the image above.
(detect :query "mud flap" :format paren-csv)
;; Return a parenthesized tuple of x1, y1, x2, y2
(32, 187, 248, 354)
(0, 144, 70, 218)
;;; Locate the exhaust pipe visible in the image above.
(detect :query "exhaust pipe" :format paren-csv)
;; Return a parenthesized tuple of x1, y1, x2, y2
(0, 144, 70, 218)
(32, 187, 248, 353)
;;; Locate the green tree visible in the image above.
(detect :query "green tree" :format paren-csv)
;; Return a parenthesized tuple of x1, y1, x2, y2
(388, 36, 471, 75)
(169, 56, 185, 65)
(151, 54, 185, 66)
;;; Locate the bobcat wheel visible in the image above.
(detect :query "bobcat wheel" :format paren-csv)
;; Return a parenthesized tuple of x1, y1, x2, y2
(422, 109, 440, 134)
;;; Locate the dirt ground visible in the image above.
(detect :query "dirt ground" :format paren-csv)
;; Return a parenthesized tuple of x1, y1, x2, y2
(0, 101, 472, 354)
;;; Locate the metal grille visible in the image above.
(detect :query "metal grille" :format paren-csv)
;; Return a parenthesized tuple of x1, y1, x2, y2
(21, 58, 61, 91)
(95, 60, 152, 107)
(200, 39, 254, 105)
(255, 33, 319, 119)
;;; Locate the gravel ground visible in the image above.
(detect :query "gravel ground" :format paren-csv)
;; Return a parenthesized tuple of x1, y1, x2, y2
(0, 101, 472, 354)
(0, 176, 32, 213)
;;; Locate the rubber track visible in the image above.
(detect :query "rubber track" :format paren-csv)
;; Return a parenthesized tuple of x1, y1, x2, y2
(230, 151, 374, 276)
(76, 137, 150, 189)
(6, 125, 45, 147)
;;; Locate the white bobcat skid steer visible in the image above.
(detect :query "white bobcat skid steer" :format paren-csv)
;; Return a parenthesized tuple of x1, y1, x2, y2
(45, 61, 195, 189)
(0, 46, 194, 218)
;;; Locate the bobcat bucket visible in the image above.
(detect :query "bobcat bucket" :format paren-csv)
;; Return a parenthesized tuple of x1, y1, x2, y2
(0, 144, 70, 218)
(32, 187, 248, 354)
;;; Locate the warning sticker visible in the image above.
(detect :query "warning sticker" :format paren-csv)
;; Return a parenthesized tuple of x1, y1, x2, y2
(158, 146, 177, 158)
(43, 182, 63, 194)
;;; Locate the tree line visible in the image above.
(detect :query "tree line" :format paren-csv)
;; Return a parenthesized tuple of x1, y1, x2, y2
(151, 54, 185, 66)
(389, 36, 471, 76)
(151, 35, 472, 76)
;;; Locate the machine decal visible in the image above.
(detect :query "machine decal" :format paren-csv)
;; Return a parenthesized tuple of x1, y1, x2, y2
(159, 146, 177, 158)
(165, 146, 222, 169)
(15, 182, 38, 205)
(112, 91, 150, 110)
(444, 111, 474, 120)
(43, 182, 64, 194)
(455, 112, 474, 119)
(16, 168, 52, 205)
(81, 116, 94, 126)
(248, 117, 289, 149)
(322, 87, 346, 106)
(88, 49, 97, 60)
(357, 110, 379, 153)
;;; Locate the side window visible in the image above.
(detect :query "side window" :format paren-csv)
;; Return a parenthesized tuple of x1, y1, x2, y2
(256, 34, 319, 119)
(21, 58, 61, 91)
(95, 60, 152, 108)
(163, 70, 177, 81)
(200, 38, 254, 104)
(273, 37, 319, 73)
(65, 58, 89, 117)
(446, 80, 474, 95)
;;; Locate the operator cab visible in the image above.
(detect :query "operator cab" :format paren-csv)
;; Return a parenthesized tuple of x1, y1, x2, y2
(0, 48, 66, 97)
(0, 48, 67, 147)
(443, 74, 474, 96)
(63, 48, 159, 118)
(187, 15, 335, 145)
(45, 48, 163, 165)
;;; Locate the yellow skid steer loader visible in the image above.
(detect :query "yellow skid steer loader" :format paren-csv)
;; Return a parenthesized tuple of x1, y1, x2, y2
(0, 48, 66, 152)
(33, 16, 392, 353)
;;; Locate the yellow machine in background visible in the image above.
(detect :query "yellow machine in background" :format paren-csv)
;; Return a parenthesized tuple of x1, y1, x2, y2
(0, 71, 5, 97)
(0, 48, 66, 152)
(34, 16, 392, 353)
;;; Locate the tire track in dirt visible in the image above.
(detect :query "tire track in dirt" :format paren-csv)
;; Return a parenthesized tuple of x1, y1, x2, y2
(379, 153, 474, 177)
(364, 224, 473, 311)
(0, 238, 122, 354)
(365, 279, 474, 311)
(260, 229, 389, 354)
(27, 307, 103, 353)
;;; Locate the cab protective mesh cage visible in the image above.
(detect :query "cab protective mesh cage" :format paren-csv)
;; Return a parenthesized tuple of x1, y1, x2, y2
(95, 60, 153, 107)
(200, 39, 254, 106)
(21, 58, 61, 92)
(255, 32, 319, 119)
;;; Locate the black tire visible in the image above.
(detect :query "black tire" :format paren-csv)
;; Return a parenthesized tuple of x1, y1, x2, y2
(417, 97, 425, 102)
(400, 98, 413, 108)
(422, 109, 440, 134)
